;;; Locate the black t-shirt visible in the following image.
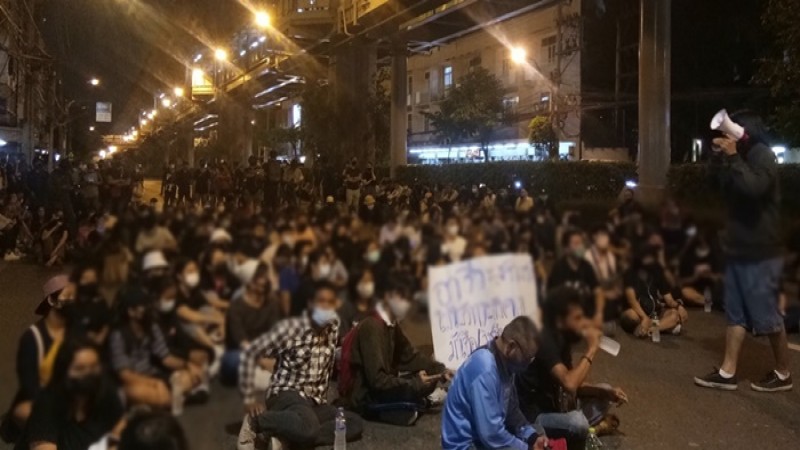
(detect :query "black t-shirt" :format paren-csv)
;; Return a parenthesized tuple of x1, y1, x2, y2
(73, 295, 112, 334)
(679, 249, 718, 280)
(177, 287, 209, 311)
(517, 328, 572, 418)
(624, 266, 671, 316)
(225, 293, 282, 349)
(344, 167, 361, 190)
(200, 269, 241, 303)
(17, 382, 124, 450)
(547, 258, 599, 314)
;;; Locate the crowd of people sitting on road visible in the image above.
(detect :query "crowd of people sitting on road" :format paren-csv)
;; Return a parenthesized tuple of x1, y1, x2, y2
(1, 149, 799, 450)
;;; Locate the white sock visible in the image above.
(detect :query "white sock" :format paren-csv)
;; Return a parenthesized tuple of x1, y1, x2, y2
(718, 368, 735, 379)
(775, 370, 790, 381)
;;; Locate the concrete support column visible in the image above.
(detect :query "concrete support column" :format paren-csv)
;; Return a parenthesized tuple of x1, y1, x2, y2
(390, 46, 408, 177)
(178, 122, 195, 167)
(331, 38, 376, 167)
(638, 0, 671, 205)
(218, 95, 255, 164)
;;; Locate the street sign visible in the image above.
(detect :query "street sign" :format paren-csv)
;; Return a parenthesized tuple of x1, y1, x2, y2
(96, 102, 112, 123)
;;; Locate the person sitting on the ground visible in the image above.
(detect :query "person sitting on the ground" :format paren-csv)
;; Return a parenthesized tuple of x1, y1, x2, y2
(621, 246, 689, 337)
(119, 411, 188, 450)
(0, 276, 72, 443)
(220, 262, 281, 387)
(134, 208, 177, 254)
(679, 231, 722, 308)
(15, 337, 125, 450)
(548, 229, 606, 327)
(441, 316, 547, 450)
(174, 258, 225, 350)
(238, 281, 363, 450)
(108, 288, 206, 410)
(339, 275, 450, 426)
(199, 245, 239, 311)
(584, 226, 624, 323)
(71, 265, 112, 346)
(517, 287, 628, 447)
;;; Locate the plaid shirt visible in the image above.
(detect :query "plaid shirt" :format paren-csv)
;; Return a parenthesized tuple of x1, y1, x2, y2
(239, 314, 338, 405)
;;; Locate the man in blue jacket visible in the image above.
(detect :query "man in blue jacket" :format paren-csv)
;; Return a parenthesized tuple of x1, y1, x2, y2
(442, 316, 547, 450)
(694, 110, 792, 392)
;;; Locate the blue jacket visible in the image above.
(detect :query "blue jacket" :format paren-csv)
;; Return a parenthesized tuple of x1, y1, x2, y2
(442, 342, 536, 450)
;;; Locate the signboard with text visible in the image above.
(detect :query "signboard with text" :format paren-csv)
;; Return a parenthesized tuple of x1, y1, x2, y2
(96, 102, 112, 123)
(427, 254, 540, 370)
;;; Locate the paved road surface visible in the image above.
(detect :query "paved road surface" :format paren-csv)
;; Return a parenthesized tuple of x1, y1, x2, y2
(2, 259, 799, 449)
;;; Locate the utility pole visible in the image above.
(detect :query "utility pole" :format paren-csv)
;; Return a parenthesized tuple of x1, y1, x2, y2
(638, 0, 671, 205)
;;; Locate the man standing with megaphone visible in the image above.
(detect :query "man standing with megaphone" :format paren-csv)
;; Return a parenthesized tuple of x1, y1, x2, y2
(693, 110, 792, 393)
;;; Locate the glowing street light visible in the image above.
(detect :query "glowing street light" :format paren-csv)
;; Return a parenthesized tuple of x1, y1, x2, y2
(173, 87, 185, 97)
(214, 48, 228, 61)
(255, 11, 271, 28)
(89, 126, 95, 131)
(141, 119, 148, 126)
(161, 98, 173, 108)
(89, 78, 100, 86)
(510, 46, 528, 65)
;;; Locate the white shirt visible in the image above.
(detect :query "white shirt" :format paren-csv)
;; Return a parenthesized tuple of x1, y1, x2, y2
(442, 236, 467, 262)
(375, 302, 396, 327)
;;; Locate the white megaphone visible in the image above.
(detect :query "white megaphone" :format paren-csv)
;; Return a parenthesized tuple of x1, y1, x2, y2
(710, 109, 746, 141)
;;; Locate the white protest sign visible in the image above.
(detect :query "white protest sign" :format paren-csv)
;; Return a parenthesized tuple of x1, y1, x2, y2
(427, 254, 540, 370)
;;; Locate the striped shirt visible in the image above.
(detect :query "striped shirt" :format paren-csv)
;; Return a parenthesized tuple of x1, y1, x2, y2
(108, 325, 171, 376)
(239, 314, 338, 405)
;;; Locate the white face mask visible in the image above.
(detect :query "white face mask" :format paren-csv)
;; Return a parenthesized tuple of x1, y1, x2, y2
(317, 263, 332, 279)
(183, 273, 200, 288)
(366, 250, 381, 263)
(311, 306, 338, 326)
(357, 282, 375, 298)
(447, 225, 459, 236)
(159, 299, 176, 313)
(388, 297, 412, 322)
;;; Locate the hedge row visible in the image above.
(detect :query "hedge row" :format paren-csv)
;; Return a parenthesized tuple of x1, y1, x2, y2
(392, 161, 800, 213)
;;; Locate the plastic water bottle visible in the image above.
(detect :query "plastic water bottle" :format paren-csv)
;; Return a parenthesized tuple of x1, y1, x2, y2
(334, 407, 346, 450)
(650, 314, 661, 343)
(585, 427, 604, 449)
(703, 287, 713, 313)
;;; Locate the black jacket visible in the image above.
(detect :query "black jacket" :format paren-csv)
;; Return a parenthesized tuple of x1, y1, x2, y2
(713, 143, 782, 260)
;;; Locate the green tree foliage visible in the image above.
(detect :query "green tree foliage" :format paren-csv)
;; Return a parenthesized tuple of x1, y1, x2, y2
(260, 125, 303, 158)
(424, 67, 506, 161)
(757, 0, 800, 145)
(528, 115, 560, 160)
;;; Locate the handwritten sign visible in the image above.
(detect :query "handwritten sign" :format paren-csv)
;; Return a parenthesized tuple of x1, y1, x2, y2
(428, 254, 540, 370)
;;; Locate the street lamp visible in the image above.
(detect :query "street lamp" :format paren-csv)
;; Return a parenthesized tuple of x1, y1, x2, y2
(214, 48, 228, 61)
(141, 119, 148, 126)
(255, 11, 271, 29)
(89, 126, 95, 131)
(89, 78, 100, 86)
(173, 87, 185, 97)
(162, 98, 173, 108)
(510, 46, 528, 65)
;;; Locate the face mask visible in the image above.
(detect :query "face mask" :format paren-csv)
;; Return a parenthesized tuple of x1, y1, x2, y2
(536, 216, 545, 224)
(695, 248, 710, 258)
(184, 273, 200, 288)
(388, 297, 412, 322)
(311, 307, 338, 327)
(571, 246, 586, 259)
(159, 299, 176, 313)
(65, 373, 102, 396)
(367, 205, 375, 211)
(55, 300, 76, 320)
(282, 235, 295, 247)
(78, 284, 99, 299)
(300, 255, 309, 268)
(447, 225, 459, 236)
(365, 250, 381, 264)
(357, 282, 375, 298)
(317, 263, 332, 279)
(506, 352, 532, 374)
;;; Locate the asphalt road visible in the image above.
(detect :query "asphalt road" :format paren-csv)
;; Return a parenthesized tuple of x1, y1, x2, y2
(2, 256, 800, 450)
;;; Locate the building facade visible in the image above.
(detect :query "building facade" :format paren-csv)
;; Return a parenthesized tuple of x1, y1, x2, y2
(406, 0, 583, 163)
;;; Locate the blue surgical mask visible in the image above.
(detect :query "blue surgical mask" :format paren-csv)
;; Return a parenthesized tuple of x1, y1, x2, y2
(311, 307, 338, 326)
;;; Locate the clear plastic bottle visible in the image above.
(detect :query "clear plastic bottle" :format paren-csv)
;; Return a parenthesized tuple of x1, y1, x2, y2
(650, 314, 661, 343)
(585, 427, 604, 449)
(334, 407, 346, 450)
(703, 287, 713, 313)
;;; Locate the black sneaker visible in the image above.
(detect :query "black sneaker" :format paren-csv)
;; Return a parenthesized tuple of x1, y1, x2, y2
(694, 368, 738, 391)
(750, 371, 793, 393)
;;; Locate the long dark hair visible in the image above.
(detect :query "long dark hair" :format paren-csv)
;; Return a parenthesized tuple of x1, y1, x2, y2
(119, 411, 188, 450)
(49, 337, 107, 417)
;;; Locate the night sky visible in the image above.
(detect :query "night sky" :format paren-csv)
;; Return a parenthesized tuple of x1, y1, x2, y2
(39, 0, 248, 133)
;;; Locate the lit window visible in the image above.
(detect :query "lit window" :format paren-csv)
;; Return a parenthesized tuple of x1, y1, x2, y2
(443, 66, 453, 88)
